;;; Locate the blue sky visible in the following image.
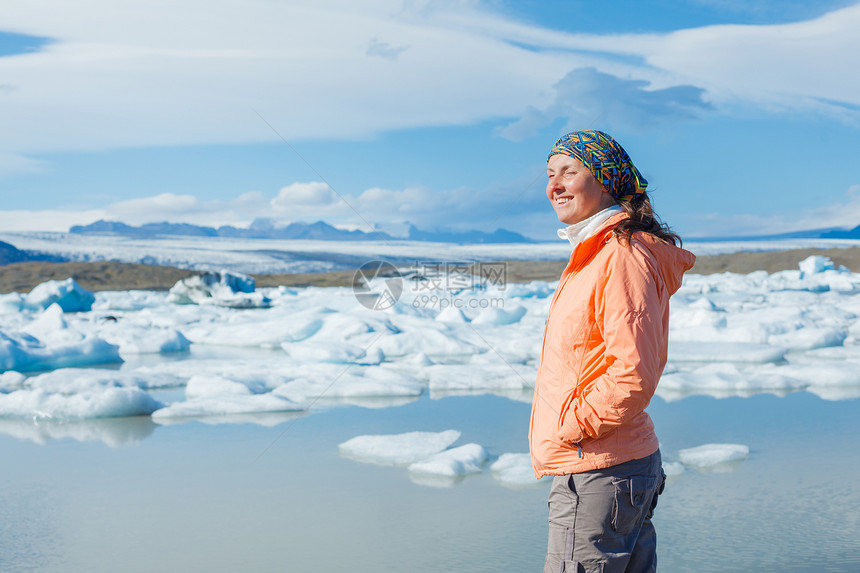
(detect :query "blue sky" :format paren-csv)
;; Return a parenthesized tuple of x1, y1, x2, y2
(1, 0, 858, 240)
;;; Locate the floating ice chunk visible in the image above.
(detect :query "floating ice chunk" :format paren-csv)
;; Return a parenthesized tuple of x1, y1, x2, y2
(0, 327, 121, 373)
(659, 363, 806, 398)
(436, 307, 468, 323)
(423, 363, 528, 391)
(185, 375, 252, 399)
(92, 290, 168, 312)
(190, 315, 323, 348)
(769, 362, 860, 391)
(406, 352, 434, 367)
(662, 461, 686, 477)
(471, 306, 527, 326)
(26, 368, 183, 393)
(670, 298, 727, 329)
(768, 327, 846, 351)
(408, 443, 488, 476)
(376, 328, 479, 357)
(167, 271, 271, 308)
(338, 430, 461, 465)
(806, 385, 860, 401)
(24, 278, 95, 312)
(281, 340, 381, 364)
(798, 255, 834, 276)
(0, 387, 162, 419)
(98, 323, 191, 356)
(490, 453, 543, 486)
(0, 293, 23, 314)
(0, 370, 25, 391)
(504, 282, 555, 299)
(273, 370, 425, 405)
(151, 393, 302, 419)
(668, 341, 787, 363)
(678, 444, 749, 468)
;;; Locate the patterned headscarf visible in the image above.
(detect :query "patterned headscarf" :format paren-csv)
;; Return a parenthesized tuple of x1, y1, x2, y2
(547, 130, 647, 202)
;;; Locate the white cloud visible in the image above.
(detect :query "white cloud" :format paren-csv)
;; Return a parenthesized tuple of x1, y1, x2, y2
(1, 0, 854, 168)
(498, 67, 712, 140)
(271, 182, 334, 208)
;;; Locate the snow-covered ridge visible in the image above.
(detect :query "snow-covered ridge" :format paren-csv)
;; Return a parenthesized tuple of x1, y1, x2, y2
(4, 231, 860, 275)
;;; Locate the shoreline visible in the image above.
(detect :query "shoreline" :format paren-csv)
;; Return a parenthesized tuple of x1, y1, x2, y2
(1, 246, 858, 293)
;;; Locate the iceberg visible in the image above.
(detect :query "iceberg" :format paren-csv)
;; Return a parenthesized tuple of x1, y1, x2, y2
(23, 278, 95, 312)
(338, 430, 461, 465)
(0, 387, 162, 420)
(490, 453, 545, 486)
(678, 443, 749, 468)
(408, 443, 488, 476)
(167, 270, 271, 308)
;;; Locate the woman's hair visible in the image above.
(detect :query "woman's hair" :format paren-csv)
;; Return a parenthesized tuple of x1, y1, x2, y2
(613, 193, 682, 247)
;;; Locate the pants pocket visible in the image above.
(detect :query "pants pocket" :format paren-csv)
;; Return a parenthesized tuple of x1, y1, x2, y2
(610, 475, 657, 535)
(646, 468, 666, 520)
(563, 560, 605, 573)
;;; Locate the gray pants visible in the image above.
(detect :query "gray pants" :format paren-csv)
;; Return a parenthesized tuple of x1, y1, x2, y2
(544, 450, 665, 573)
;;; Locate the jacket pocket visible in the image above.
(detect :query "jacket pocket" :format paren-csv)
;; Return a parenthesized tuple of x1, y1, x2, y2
(610, 475, 657, 535)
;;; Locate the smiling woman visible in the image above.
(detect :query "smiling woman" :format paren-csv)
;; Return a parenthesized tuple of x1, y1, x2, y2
(532, 130, 695, 572)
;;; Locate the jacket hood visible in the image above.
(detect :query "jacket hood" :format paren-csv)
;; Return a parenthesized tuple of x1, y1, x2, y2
(635, 231, 696, 294)
(590, 212, 696, 295)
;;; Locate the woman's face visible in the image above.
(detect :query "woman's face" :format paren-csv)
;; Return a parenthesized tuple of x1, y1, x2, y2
(546, 153, 616, 225)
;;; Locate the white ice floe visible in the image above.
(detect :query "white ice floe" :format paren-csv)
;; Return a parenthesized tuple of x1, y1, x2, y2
(0, 309, 121, 373)
(436, 307, 469, 323)
(408, 443, 488, 476)
(0, 293, 24, 315)
(25, 368, 183, 392)
(798, 255, 837, 276)
(0, 367, 177, 420)
(662, 461, 686, 477)
(678, 444, 750, 468)
(338, 430, 461, 465)
(0, 387, 162, 419)
(421, 362, 531, 392)
(96, 322, 191, 357)
(668, 341, 787, 364)
(151, 393, 302, 419)
(274, 370, 424, 406)
(490, 453, 544, 486)
(23, 278, 95, 312)
(470, 305, 527, 326)
(658, 363, 807, 401)
(167, 271, 271, 308)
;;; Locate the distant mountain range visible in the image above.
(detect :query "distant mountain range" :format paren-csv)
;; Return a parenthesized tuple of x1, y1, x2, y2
(69, 219, 534, 243)
(689, 225, 860, 242)
(0, 240, 28, 265)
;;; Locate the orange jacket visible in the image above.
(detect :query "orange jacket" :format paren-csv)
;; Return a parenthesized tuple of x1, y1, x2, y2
(529, 213, 695, 477)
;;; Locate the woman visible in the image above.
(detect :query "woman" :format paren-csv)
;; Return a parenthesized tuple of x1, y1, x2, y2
(529, 130, 695, 573)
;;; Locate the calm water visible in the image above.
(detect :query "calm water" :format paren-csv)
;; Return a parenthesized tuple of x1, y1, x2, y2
(2, 388, 859, 572)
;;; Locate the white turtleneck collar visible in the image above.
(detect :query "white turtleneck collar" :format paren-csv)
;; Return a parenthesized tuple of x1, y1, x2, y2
(557, 205, 624, 248)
